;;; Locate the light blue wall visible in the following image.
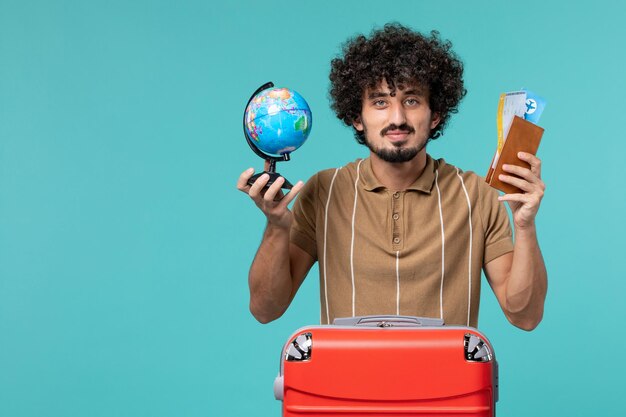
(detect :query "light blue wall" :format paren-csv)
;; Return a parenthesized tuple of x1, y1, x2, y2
(1, 1, 624, 416)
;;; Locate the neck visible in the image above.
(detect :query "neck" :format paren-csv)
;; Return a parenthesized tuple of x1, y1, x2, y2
(369, 149, 428, 191)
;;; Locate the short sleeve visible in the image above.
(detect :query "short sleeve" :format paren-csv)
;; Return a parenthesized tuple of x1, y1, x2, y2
(290, 172, 319, 259)
(479, 181, 514, 265)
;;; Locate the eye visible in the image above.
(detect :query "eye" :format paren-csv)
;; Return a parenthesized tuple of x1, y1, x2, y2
(405, 98, 420, 106)
(372, 99, 387, 107)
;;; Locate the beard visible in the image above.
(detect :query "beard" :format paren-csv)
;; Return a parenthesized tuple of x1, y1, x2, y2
(367, 142, 422, 163)
(363, 123, 427, 163)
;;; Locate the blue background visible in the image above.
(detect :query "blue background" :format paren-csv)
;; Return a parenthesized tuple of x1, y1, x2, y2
(1, 1, 624, 416)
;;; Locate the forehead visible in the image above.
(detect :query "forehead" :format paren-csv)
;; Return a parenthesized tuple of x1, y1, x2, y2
(364, 79, 428, 98)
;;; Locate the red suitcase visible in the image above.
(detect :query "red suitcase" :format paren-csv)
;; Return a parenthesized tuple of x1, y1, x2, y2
(274, 315, 498, 416)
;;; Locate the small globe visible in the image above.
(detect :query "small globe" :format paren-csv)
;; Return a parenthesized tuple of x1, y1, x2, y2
(244, 87, 312, 156)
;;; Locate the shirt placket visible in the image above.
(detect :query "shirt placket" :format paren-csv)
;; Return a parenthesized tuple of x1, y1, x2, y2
(391, 191, 404, 250)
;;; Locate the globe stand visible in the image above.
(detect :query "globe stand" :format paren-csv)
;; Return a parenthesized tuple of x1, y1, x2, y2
(243, 81, 294, 190)
(246, 155, 294, 190)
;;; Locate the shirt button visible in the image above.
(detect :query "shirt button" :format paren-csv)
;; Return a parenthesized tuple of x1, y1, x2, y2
(393, 213, 399, 220)
(393, 192, 400, 199)
(393, 237, 401, 244)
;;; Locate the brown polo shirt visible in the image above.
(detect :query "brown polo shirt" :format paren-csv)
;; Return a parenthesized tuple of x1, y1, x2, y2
(290, 154, 513, 327)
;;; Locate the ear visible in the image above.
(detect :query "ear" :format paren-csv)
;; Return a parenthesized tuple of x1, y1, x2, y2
(352, 116, 364, 132)
(430, 112, 441, 130)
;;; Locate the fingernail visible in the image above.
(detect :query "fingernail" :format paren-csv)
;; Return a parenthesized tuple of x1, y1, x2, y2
(518, 152, 525, 158)
(247, 167, 254, 172)
(502, 164, 508, 170)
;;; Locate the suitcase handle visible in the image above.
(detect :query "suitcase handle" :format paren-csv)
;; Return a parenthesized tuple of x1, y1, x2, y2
(332, 315, 444, 327)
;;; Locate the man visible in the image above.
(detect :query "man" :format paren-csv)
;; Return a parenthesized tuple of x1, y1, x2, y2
(237, 24, 547, 330)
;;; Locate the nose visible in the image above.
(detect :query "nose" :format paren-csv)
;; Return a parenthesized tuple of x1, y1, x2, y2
(389, 102, 407, 126)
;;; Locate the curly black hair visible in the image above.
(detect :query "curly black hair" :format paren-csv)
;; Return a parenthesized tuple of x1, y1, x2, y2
(329, 23, 467, 143)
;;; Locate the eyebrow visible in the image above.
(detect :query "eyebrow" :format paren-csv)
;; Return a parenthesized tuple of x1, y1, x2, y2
(403, 88, 425, 96)
(367, 88, 425, 100)
(367, 91, 390, 99)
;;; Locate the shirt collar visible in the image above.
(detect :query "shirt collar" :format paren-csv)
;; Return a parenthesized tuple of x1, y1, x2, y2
(360, 154, 436, 194)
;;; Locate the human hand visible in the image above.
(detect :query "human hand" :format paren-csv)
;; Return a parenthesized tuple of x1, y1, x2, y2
(237, 166, 304, 230)
(497, 152, 546, 230)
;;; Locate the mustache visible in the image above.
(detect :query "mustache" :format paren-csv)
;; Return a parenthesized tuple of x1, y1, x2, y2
(380, 123, 415, 136)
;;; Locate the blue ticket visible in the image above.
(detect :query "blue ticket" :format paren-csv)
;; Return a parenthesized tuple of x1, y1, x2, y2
(522, 89, 546, 124)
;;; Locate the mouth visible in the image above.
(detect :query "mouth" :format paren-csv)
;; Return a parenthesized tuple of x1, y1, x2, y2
(384, 130, 411, 142)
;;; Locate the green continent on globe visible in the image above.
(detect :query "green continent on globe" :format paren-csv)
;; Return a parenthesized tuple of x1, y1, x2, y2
(294, 115, 308, 132)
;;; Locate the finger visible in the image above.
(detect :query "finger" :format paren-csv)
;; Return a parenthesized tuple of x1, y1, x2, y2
(248, 173, 270, 199)
(501, 164, 539, 184)
(498, 174, 533, 193)
(498, 193, 530, 203)
(498, 189, 543, 207)
(263, 176, 286, 202)
(517, 152, 542, 177)
(280, 180, 304, 207)
(236, 167, 255, 192)
(264, 160, 271, 171)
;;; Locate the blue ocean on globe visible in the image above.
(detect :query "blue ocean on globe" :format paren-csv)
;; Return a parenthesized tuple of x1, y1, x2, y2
(244, 87, 312, 156)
